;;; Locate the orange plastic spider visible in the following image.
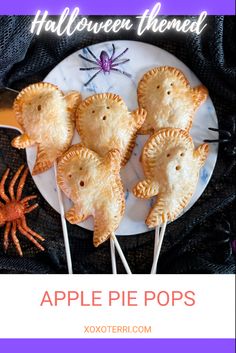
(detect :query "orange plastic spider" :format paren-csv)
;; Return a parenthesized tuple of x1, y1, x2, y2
(0, 165, 45, 256)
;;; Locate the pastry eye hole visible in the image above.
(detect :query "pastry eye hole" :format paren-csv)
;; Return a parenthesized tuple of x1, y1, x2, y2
(170, 82, 174, 86)
(37, 105, 41, 111)
(102, 115, 107, 121)
(176, 165, 181, 171)
(92, 110, 95, 114)
(68, 173, 72, 179)
(79, 167, 83, 171)
(80, 181, 85, 187)
(166, 153, 171, 157)
(156, 85, 160, 89)
(167, 91, 171, 95)
(180, 152, 185, 157)
(106, 106, 110, 109)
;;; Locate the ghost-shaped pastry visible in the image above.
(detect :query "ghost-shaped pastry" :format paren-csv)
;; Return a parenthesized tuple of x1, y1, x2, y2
(12, 82, 81, 175)
(57, 145, 125, 247)
(133, 128, 208, 227)
(138, 66, 208, 134)
(76, 93, 146, 166)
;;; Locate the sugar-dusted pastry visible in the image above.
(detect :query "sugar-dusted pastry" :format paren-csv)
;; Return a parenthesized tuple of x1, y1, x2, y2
(57, 144, 125, 247)
(11, 82, 81, 175)
(76, 93, 146, 166)
(133, 128, 208, 227)
(138, 66, 208, 134)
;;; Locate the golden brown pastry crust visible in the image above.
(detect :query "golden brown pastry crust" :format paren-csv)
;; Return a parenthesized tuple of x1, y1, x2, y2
(133, 128, 208, 227)
(76, 93, 146, 166)
(137, 66, 208, 134)
(11, 82, 81, 175)
(65, 91, 82, 120)
(57, 144, 125, 247)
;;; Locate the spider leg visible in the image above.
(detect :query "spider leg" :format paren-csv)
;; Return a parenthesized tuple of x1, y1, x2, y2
(110, 44, 116, 59)
(17, 220, 44, 252)
(112, 48, 129, 62)
(205, 127, 232, 143)
(0, 168, 10, 202)
(11, 221, 23, 256)
(21, 195, 37, 204)
(16, 167, 29, 201)
(21, 216, 45, 241)
(25, 203, 38, 214)
(204, 139, 230, 143)
(80, 67, 100, 71)
(9, 165, 24, 201)
(111, 59, 130, 67)
(3, 222, 11, 253)
(84, 70, 102, 86)
(86, 47, 100, 62)
(79, 54, 98, 65)
(208, 127, 232, 138)
(111, 68, 132, 78)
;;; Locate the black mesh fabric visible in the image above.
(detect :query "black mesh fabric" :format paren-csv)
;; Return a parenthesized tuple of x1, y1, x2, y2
(0, 15, 235, 274)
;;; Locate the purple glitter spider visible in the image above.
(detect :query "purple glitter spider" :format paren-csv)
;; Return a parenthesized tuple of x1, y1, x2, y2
(79, 44, 131, 86)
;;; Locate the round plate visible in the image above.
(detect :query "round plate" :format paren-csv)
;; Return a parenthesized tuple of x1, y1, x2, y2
(26, 40, 218, 235)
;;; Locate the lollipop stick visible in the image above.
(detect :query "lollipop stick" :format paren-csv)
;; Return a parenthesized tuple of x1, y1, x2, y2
(111, 233, 132, 274)
(110, 238, 117, 274)
(54, 163, 73, 274)
(151, 222, 167, 274)
(153, 225, 160, 258)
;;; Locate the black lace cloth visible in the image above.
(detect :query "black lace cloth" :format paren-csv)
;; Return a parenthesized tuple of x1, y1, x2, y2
(0, 15, 235, 274)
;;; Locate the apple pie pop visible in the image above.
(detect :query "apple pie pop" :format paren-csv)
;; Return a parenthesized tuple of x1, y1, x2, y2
(57, 144, 131, 274)
(133, 128, 208, 273)
(137, 66, 208, 134)
(12, 82, 81, 175)
(75, 93, 146, 273)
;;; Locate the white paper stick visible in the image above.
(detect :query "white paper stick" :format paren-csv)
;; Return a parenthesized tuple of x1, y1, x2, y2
(110, 238, 117, 274)
(111, 233, 132, 274)
(153, 225, 160, 258)
(54, 163, 73, 274)
(150, 222, 167, 274)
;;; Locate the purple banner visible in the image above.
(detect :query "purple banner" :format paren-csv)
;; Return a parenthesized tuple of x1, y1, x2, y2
(0, 339, 235, 352)
(0, 0, 235, 15)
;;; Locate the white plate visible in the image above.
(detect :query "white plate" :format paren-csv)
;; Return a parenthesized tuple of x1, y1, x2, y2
(26, 40, 219, 235)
